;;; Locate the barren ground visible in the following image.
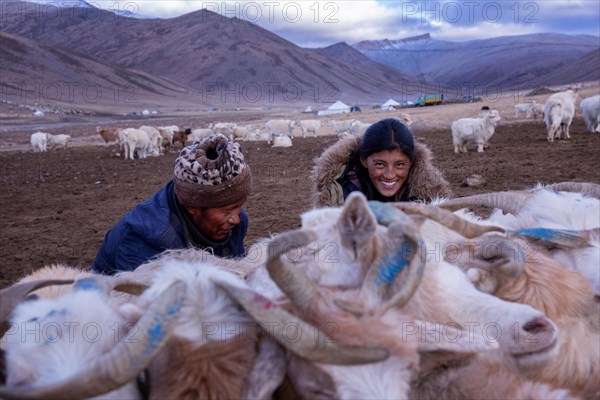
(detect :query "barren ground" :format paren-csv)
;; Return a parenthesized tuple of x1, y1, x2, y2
(1, 87, 599, 288)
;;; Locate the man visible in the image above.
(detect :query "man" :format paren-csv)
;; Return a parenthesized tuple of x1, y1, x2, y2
(92, 134, 252, 274)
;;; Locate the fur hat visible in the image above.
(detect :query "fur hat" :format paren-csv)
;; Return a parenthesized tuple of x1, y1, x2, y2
(173, 134, 252, 208)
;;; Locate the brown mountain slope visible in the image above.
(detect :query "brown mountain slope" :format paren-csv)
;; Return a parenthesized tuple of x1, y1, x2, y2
(0, 31, 199, 112)
(0, 2, 420, 104)
(541, 49, 600, 86)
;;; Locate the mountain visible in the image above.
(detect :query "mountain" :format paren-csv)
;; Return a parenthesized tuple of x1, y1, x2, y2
(315, 42, 421, 84)
(542, 49, 600, 86)
(0, 32, 198, 112)
(353, 33, 600, 89)
(0, 2, 421, 104)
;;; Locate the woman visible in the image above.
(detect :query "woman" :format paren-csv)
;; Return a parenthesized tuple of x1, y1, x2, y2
(311, 118, 451, 207)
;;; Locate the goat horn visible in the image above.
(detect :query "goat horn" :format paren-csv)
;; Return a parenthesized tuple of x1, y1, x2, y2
(0, 280, 185, 400)
(266, 230, 320, 312)
(0, 279, 74, 327)
(364, 202, 425, 309)
(544, 182, 600, 199)
(470, 235, 527, 277)
(393, 203, 506, 238)
(438, 192, 533, 215)
(215, 280, 389, 365)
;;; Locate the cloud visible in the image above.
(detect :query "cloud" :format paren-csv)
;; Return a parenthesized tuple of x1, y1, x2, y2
(431, 21, 542, 41)
(21, 0, 600, 46)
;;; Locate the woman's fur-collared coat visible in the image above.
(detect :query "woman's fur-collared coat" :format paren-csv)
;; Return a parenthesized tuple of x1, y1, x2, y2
(311, 135, 452, 207)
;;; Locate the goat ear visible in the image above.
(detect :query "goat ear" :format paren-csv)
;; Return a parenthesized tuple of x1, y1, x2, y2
(117, 303, 144, 323)
(337, 192, 377, 248)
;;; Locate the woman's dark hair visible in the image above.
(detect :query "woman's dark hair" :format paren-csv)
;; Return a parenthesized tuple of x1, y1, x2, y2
(358, 118, 415, 162)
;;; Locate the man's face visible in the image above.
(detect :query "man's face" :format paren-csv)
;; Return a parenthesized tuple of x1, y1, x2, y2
(187, 198, 246, 241)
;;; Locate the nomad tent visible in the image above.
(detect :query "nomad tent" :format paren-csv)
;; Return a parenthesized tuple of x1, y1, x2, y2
(317, 100, 351, 116)
(381, 99, 401, 110)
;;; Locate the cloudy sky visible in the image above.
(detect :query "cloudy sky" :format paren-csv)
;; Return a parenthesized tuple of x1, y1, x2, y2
(24, 0, 600, 47)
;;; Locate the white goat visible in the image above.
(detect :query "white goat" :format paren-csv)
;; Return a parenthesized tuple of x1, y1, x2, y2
(451, 109, 501, 153)
(138, 126, 162, 154)
(580, 94, 600, 133)
(0, 275, 183, 399)
(120, 128, 152, 160)
(30, 132, 48, 152)
(188, 128, 215, 143)
(348, 121, 371, 136)
(532, 103, 544, 120)
(299, 120, 322, 138)
(271, 135, 292, 147)
(211, 122, 237, 138)
(328, 119, 356, 136)
(157, 125, 179, 145)
(514, 102, 536, 119)
(47, 134, 71, 150)
(231, 125, 257, 141)
(265, 119, 294, 137)
(544, 90, 577, 143)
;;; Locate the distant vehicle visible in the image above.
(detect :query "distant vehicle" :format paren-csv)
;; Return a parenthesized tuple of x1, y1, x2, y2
(415, 93, 444, 107)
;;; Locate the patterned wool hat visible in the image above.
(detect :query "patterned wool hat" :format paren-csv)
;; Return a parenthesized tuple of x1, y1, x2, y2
(173, 134, 252, 208)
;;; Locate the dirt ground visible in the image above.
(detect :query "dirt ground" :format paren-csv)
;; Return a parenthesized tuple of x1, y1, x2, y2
(1, 93, 599, 289)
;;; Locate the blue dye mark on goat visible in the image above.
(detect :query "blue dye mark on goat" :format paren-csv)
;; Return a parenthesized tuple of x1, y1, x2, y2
(379, 257, 409, 284)
(73, 277, 102, 292)
(368, 201, 405, 225)
(377, 241, 414, 284)
(143, 317, 164, 356)
(166, 303, 180, 317)
(511, 228, 582, 244)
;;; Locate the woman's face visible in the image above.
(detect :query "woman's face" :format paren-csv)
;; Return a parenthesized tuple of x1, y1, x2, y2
(360, 149, 411, 198)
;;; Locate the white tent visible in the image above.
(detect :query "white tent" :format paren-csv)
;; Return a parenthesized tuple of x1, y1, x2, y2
(317, 100, 351, 116)
(381, 99, 401, 110)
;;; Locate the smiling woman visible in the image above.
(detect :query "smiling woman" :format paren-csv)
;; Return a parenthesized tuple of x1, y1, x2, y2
(311, 118, 452, 207)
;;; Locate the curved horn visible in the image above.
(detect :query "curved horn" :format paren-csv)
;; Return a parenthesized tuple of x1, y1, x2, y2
(364, 202, 425, 309)
(0, 280, 185, 400)
(393, 203, 506, 238)
(470, 235, 526, 277)
(266, 230, 320, 312)
(215, 280, 389, 366)
(438, 191, 533, 215)
(544, 182, 600, 199)
(1, 279, 74, 324)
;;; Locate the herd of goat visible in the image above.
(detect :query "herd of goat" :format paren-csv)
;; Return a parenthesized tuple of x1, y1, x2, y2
(28, 92, 600, 158)
(1, 181, 599, 399)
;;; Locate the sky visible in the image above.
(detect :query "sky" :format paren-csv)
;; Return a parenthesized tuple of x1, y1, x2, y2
(19, 0, 600, 47)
